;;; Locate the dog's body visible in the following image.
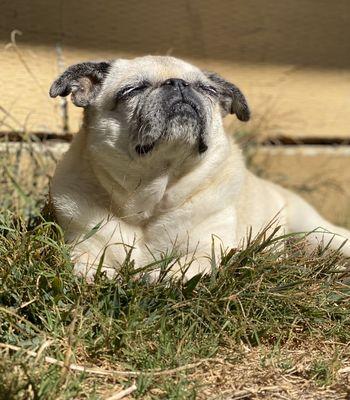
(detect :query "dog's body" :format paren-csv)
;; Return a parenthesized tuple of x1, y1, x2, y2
(49, 56, 350, 281)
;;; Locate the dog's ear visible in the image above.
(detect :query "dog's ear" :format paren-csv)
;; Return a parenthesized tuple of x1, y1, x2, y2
(49, 61, 111, 107)
(204, 71, 250, 121)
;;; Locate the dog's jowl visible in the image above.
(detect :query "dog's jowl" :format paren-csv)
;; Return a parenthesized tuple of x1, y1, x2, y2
(49, 55, 350, 281)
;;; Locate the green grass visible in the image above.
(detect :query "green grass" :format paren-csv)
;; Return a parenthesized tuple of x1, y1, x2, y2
(1, 143, 350, 399)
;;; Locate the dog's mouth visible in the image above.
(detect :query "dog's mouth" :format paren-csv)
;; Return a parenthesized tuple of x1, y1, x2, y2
(135, 138, 207, 156)
(169, 99, 199, 116)
(135, 142, 155, 156)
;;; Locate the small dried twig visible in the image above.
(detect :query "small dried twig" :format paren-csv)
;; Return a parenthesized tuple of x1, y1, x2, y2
(34, 340, 53, 363)
(104, 383, 137, 400)
(214, 385, 285, 400)
(5, 30, 47, 98)
(224, 389, 252, 399)
(0, 342, 218, 377)
(19, 298, 37, 309)
(338, 366, 350, 373)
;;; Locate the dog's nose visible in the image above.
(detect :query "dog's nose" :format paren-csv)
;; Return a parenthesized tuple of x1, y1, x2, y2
(162, 78, 189, 90)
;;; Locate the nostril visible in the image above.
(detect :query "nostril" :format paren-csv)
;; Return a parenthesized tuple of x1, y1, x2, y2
(162, 78, 189, 88)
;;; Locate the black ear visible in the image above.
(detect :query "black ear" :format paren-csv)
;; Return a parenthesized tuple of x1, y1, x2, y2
(49, 61, 111, 107)
(204, 72, 250, 121)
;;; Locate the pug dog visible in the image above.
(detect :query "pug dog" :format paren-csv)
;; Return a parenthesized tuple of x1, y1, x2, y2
(49, 55, 350, 281)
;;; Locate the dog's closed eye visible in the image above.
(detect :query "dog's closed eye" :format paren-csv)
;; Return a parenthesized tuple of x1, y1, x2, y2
(196, 83, 218, 97)
(115, 81, 151, 101)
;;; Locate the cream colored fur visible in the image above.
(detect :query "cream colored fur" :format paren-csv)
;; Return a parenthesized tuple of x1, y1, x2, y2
(50, 56, 350, 281)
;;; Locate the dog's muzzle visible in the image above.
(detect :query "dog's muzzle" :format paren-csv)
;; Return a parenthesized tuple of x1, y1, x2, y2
(162, 78, 200, 116)
(134, 78, 208, 156)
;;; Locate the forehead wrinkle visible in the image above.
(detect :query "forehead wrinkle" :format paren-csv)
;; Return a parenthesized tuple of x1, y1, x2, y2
(122, 71, 203, 89)
(147, 58, 203, 83)
(113, 57, 202, 84)
(151, 67, 201, 83)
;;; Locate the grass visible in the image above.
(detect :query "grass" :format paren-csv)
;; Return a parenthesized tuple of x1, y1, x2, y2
(1, 142, 350, 399)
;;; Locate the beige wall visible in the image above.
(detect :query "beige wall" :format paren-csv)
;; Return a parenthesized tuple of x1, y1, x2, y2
(250, 146, 350, 226)
(0, 0, 350, 138)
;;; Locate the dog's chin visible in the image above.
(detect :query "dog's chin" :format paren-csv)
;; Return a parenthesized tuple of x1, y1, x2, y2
(135, 142, 155, 156)
(170, 101, 197, 114)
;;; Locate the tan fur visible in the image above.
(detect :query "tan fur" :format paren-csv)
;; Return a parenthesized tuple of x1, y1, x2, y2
(50, 56, 350, 282)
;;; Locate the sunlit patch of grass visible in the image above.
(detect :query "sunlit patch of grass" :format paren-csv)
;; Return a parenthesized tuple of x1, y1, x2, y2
(1, 209, 350, 398)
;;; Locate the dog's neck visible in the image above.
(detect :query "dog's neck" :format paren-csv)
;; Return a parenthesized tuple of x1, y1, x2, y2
(83, 123, 242, 224)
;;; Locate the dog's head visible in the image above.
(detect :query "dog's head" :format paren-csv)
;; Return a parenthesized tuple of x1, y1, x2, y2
(50, 56, 250, 156)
